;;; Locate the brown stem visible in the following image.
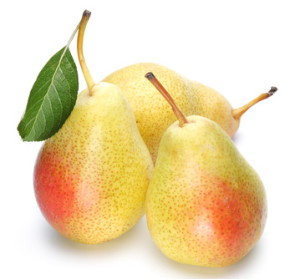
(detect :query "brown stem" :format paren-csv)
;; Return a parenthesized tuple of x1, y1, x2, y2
(232, 87, 277, 120)
(77, 10, 95, 95)
(145, 72, 189, 127)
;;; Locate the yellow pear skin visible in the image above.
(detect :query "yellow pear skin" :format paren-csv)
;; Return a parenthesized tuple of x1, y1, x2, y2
(35, 82, 154, 244)
(103, 63, 274, 162)
(34, 11, 153, 244)
(146, 115, 267, 267)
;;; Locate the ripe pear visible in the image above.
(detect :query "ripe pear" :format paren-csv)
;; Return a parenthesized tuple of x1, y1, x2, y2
(145, 73, 267, 267)
(34, 11, 153, 244)
(103, 63, 276, 162)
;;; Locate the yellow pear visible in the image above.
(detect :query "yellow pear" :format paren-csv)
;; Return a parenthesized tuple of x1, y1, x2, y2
(145, 73, 267, 267)
(103, 63, 276, 162)
(34, 11, 153, 244)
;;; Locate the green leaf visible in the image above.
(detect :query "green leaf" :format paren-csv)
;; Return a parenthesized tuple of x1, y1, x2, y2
(17, 47, 79, 141)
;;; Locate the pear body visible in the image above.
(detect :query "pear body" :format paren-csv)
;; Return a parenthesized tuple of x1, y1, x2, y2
(34, 82, 153, 244)
(146, 115, 266, 267)
(103, 63, 238, 162)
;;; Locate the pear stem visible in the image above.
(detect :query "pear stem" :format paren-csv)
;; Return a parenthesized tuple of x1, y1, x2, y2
(77, 10, 95, 96)
(145, 72, 189, 127)
(232, 87, 277, 120)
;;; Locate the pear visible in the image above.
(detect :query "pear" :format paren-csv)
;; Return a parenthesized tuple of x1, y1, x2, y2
(145, 72, 267, 267)
(34, 11, 153, 244)
(103, 63, 276, 162)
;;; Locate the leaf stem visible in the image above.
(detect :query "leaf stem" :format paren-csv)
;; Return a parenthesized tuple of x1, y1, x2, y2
(77, 10, 95, 95)
(145, 72, 189, 127)
(67, 22, 79, 50)
(56, 22, 79, 77)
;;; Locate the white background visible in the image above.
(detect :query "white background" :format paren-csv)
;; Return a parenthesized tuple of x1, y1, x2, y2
(1, 0, 299, 278)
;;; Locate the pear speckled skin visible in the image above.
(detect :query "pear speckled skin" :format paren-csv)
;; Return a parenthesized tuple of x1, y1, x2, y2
(34, 82, 153, 244)
(103, 63, 239, 161)
(146, 115, 266, 267)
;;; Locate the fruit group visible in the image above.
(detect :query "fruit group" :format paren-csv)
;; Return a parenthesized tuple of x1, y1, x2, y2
(103, 63, 275, 161)
(34, 11, 153, 244)
(145, 73, 267, 267)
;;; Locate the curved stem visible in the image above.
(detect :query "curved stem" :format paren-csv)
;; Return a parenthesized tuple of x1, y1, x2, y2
(233, 87, 277, 120)
(77, 10, 95, 95)
(145, 72, 189, 127)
